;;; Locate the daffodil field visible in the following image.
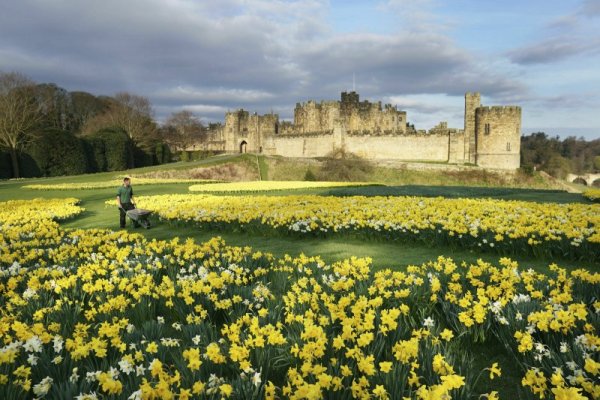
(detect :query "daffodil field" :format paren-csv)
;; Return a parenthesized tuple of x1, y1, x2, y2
(1, 197, 599, 399)
(123, 194, 600, 261)
(583, 189, 600, 203)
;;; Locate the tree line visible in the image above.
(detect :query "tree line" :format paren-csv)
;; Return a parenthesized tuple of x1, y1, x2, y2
(520, 132, 600, 179)
(0, 72, 209, 179)
(1, 72, 598, 180)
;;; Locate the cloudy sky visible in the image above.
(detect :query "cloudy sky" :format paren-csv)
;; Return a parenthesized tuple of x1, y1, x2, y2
(1, 0, 599, 139)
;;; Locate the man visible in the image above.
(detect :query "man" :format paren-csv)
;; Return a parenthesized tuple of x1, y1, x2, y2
(116, 177, 139, 228)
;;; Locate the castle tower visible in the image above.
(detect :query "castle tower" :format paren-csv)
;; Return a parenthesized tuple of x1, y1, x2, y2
(464, 92, 481, 164)
(475, 106, 521, 169)
(224, 111, 240, 153)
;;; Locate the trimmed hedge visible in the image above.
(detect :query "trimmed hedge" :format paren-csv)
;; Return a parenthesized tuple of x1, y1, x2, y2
(0, 151, 12, 179)
(24, 129, 88, 177)
(83, 135, 107, 172)
(0, 128, 173, 179)
(84, 128, 134, 172)
(155, 143, 171, 164)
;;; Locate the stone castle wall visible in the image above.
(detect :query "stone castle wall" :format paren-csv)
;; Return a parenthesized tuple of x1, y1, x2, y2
(344, 133, 449, 161)
(263, 130, 451, 161)
(198, 91, 522, 170)
(475, 106, 521, 170)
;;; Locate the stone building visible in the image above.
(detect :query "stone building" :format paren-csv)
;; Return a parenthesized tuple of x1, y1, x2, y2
(200, 91, 521, 170)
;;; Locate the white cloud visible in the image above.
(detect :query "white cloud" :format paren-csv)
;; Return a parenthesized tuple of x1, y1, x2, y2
(508, 0, 600, 65)
(0, 0, 528, 126)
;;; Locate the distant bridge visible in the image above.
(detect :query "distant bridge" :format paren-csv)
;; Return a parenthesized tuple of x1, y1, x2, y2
(566, 173, 600, 187)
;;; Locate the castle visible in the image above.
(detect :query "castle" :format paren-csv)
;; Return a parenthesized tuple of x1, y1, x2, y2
(200, 92, 522, 170)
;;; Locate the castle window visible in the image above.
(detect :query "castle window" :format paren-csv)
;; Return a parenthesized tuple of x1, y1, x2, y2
(506, 142, 511, 151)
(484, 123, 491, 135)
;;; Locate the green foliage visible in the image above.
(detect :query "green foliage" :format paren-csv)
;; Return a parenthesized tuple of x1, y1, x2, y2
(594, 156, 600, 171)
(544, 154, 571, 179)
(304, 168, 317, 181)
(82, 135, 107, 172)
(17, 152, 41, 178)
(155, 143, 171, 164)
(133, 145, 155, 168)
(22, 129, 88, 177)
(84, 128, 133, 172)
(518, 165, 534, 176)
(179, 150, 190, 162)
(102, 129, 134, 171)
(521, 132, 600, 178)
(0, 151, 11, 179)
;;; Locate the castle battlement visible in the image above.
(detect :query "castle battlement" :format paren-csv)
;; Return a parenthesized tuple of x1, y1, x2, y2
(476, 106, 521, 114)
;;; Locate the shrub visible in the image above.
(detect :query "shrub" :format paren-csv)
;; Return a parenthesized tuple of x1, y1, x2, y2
(84, 128, 133, 171)
(17, 152, 41, 178)
(133, 145, 155, 167)
(519, 165, 535, 176)
(317, 147, 373, 181)
(179, 150, 190, 162)
(0, 151, 12, 179)
(155, 143, 171, 164)
(304, 168, 317, 181)
(82, 135, 107, 172)
(23, 129, 88, 177)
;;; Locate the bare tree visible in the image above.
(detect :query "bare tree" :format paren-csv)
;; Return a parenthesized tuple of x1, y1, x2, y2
(163, 110, 206, 151)
(109, 92, 156, 146)
(80, 92, 156, 142)
(78, 91, 157, 167)
(79, 110, 117, 137)
(0, 72, 44, 178)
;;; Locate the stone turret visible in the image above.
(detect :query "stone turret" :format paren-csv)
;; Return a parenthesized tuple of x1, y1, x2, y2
(475, 106, 521, 169)
(464, 92, 481, 164)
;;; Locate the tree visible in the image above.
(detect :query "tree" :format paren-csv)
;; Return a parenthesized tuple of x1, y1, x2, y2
(69, 91, 111, 134)
(163, 110, 206, 151)
(34, 83, 72, 131)
(520, 132, 600, 178)
(0, 72, 45, 178)
(110, 92, 157, 146)
(79, 92, 157, 167)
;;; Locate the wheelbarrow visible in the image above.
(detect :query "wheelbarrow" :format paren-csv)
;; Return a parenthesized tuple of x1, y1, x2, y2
(123, 207, 153, 229)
